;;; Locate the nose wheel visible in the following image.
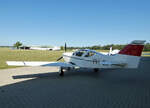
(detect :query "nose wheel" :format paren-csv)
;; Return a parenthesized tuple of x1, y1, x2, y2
(59, 67, 75, 76)
(59, 67, 64, 76)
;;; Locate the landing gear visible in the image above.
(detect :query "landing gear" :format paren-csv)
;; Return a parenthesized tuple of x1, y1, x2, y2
(94, 68, 99, 72)
(67, 67, 71, 71)
(58, 67, 75, 76)
(59, 67, 64, 76)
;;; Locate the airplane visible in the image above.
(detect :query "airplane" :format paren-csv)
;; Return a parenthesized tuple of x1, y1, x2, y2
(100, 47, 120, 55)
(6, 40, 146, 76)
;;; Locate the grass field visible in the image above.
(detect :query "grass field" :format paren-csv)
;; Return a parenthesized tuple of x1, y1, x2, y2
(0, 48, 150, 69)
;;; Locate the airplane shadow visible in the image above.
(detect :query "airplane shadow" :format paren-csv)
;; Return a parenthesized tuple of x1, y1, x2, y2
(12, 72, 59, 79)
(12, 68, 101, 80)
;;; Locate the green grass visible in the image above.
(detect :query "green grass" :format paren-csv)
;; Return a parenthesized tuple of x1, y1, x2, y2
(142, 52, 150, 57)
(144, 55, 150, 57)
(0, 48, 150, 69)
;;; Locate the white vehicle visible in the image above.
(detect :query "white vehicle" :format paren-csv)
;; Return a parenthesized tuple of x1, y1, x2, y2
(52, 46, 60, 51)
(100, 47, 120, 55)
(7, 40, 145, 76)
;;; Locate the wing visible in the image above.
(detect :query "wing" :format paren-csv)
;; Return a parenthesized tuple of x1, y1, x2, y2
(6, 61, 74, 67)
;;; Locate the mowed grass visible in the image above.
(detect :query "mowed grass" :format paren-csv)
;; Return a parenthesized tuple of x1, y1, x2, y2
(0, 48, 64, 69)
(142, 52, 150, 57)
(0, 48, 150, 69)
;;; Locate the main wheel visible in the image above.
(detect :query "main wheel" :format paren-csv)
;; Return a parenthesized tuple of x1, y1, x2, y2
(59, 67, 64, 76)
(67, 67, 71, 71)
(94, 68, 99, 72)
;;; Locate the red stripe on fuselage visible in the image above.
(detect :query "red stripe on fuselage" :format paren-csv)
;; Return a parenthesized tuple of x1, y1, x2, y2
(119, 44, 144, 56)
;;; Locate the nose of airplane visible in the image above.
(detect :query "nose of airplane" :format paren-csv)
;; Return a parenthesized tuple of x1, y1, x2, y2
(62, 52, 73, 62)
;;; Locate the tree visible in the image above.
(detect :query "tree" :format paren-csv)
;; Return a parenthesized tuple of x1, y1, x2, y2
(14, 41, 22, 49)
(60, 46, 64, 50)
(144, 43, 150, 51)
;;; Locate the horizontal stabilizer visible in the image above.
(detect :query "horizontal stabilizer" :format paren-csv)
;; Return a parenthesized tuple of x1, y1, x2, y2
(131, 40, 146, 45)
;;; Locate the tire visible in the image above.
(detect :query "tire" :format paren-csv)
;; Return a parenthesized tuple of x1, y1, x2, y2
(59, 67, 64, 76)
(94, 68, 99, 72)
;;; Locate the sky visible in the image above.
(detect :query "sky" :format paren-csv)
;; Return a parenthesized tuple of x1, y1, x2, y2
(0, 0, 150, 47)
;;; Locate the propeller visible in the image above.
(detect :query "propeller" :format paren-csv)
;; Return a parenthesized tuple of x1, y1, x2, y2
(57, 42, 67, 61)
(65, 42, 67, 52)
(57, 56, 63, 61)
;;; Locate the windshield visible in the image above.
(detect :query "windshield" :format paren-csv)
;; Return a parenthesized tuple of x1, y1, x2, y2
(74, 50, 87, 57)
(85, 51, 96, 57)
(73, 49, 97, 57)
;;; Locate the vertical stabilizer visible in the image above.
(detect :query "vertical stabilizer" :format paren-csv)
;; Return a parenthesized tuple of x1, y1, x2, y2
(119, 40, 145, 56)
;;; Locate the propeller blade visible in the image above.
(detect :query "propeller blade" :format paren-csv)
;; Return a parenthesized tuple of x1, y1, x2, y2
(57, 56, 63, 61)
(65, 43, 67, 52)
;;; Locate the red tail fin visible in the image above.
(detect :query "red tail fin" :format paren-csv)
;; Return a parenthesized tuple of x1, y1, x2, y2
(119, 40, 145, 56)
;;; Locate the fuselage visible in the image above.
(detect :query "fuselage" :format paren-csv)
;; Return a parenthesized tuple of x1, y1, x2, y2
(63, 49, 140, 69)
(63, 49, 114, 68)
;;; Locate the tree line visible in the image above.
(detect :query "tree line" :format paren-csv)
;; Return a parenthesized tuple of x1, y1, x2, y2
(67, 43, 150, 51)
(1, 41, 149, 51)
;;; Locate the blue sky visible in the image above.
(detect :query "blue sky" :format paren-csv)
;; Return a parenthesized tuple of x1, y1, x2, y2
(0, 0, 150, 46)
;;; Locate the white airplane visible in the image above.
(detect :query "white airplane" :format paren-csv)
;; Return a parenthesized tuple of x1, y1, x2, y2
(7, 40, 145, 76)
(100, 47, 120, 55)
(30, 46, 60, 51)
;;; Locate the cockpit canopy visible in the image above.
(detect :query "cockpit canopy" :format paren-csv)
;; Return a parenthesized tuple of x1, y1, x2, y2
(73, 49, 97, 57)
